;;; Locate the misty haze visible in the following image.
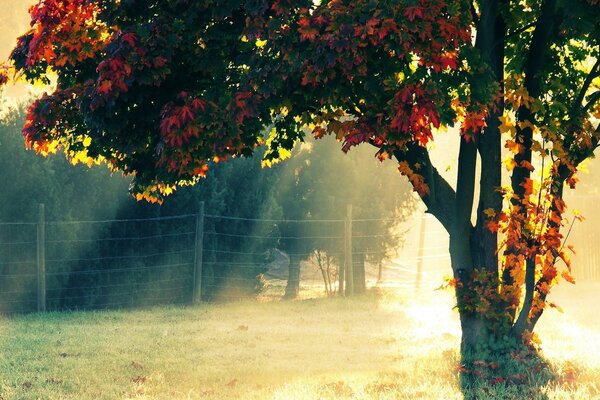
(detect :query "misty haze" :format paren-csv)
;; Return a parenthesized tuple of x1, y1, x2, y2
(0, 1, 599, 399)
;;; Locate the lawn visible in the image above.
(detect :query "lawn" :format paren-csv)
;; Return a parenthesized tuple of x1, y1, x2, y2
(1, 283, 599, 399)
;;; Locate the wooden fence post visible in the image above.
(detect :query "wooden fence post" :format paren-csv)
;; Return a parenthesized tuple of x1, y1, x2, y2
(338, 256, 345, 296)
(37, 203, 46, 312)
(193, 201, 205, 303)
(345, 204, 354, 296)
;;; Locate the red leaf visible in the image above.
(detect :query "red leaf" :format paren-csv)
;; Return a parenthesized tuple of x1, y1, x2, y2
(97, 80, 112, 94)
(122, 32, 137, 47)
(404, 6, 424, 22)
(178, 105, 195, 124)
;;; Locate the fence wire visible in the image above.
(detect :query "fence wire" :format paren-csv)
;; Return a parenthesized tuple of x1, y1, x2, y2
(1, 204, 598, 314)
(0, 223, 37, 313)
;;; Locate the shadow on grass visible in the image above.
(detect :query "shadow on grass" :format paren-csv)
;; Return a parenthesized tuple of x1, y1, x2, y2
(459, 347, 555, 400)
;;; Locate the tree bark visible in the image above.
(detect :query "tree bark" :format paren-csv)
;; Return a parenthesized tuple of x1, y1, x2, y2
(455, 0, 506, 354)
(505, 0, 562, 329)
(395, 144, 456, 233)
(451, 135, 479, 354)
(472, 0, 505, 276)
(284, 254, 300, 299)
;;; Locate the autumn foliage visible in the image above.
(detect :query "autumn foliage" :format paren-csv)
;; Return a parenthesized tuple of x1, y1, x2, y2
(4, 0, 600, 353)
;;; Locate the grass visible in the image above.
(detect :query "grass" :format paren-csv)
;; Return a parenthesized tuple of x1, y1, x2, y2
(0, 283, 599, 399)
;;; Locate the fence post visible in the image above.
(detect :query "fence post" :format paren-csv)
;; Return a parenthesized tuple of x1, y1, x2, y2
(37, 203, 46, 312)
(338, 255, 345, 296)
(345, 204, 354, 296)
(416, 214, 426, 290)
(193, 201, 205, 303)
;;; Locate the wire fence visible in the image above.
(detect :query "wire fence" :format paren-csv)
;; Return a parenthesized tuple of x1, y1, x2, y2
(0, 213, 198, 313)
(0, 200, 598, 314)
(0, 222, 37, 313)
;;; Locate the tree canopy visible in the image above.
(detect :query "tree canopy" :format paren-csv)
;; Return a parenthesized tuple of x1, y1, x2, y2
(4, 0, 600, 354)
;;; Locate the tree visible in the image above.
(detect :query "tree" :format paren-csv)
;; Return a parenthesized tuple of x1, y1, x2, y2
(274, 135, 414, 297)
(4, 0, 599, 356)
(0, 105, 130, 311)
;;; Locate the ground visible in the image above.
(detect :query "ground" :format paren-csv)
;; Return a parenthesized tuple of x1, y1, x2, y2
(0, 282, 599, 399)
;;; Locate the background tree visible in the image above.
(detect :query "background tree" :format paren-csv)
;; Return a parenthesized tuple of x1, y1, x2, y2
(0, 106, 129, 310)
(5, 0, 599, 358)
(274, 135, 415, 297)
(0, 102, 413, 308)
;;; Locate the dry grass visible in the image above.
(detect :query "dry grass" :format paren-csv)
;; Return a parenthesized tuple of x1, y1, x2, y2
(0, 282, 599, 399)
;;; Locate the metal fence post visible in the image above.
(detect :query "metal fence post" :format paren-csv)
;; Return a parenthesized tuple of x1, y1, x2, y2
(193, 202, 205, 303)
(37, 203, 46, 312)
(345, 204, 354, 296)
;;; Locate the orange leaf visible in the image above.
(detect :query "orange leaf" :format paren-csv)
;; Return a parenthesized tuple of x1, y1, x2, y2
(520, 178, 534, 195)
(505, 139, 520, 154)
(519, 160, 535, 172)
(97, 80, 112, 94)
(561, 270, 576, 284)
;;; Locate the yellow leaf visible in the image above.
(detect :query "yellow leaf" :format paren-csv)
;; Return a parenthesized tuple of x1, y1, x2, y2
(397, 161, 412, 175)
(483, 208, 496, 218)
(498, 114, 516, 135)
(517, 120, 535, 131)
(505, 139, 520, 154)
(504, 157, 517, 171)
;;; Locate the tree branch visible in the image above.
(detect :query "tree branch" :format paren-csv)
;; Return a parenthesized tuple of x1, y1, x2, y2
(473, 0, 505, 272)
(582, 90, 600, 113)
(509, 0, 562, 335)
(511, 0, 561, 200)
(574, 58, 600, 112)
(525, 162, 570, 333)
(513, 257, 536, 335)
(450, 135, 478, 274)
(394, 142, 456, 233)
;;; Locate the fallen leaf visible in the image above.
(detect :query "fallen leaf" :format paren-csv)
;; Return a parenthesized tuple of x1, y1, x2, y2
(130, 361, 144, 370)
(226, 378, 238, 387)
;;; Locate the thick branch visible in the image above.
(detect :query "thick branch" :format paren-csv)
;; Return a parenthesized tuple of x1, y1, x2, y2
(473, 0, 505, 272)
(582, 91, 600, 113)
(509, 0, 561, 333)
(394, 143, 456, 233)
(513, 257, 536, 335)
(522, 164, 569, 334)
(568, 118, 600, 168)
(450, 136, 478, 274)
(511, 0, 561, 200)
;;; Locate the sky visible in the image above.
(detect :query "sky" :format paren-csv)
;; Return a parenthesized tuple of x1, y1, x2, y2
(0, 1, 39, 101)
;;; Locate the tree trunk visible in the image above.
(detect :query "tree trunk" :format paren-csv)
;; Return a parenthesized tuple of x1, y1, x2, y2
(450, 231, 484, 355)
(284, 254, 300, 299)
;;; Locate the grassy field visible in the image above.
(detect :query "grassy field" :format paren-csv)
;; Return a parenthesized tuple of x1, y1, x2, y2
(1, 283, 599, 399)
